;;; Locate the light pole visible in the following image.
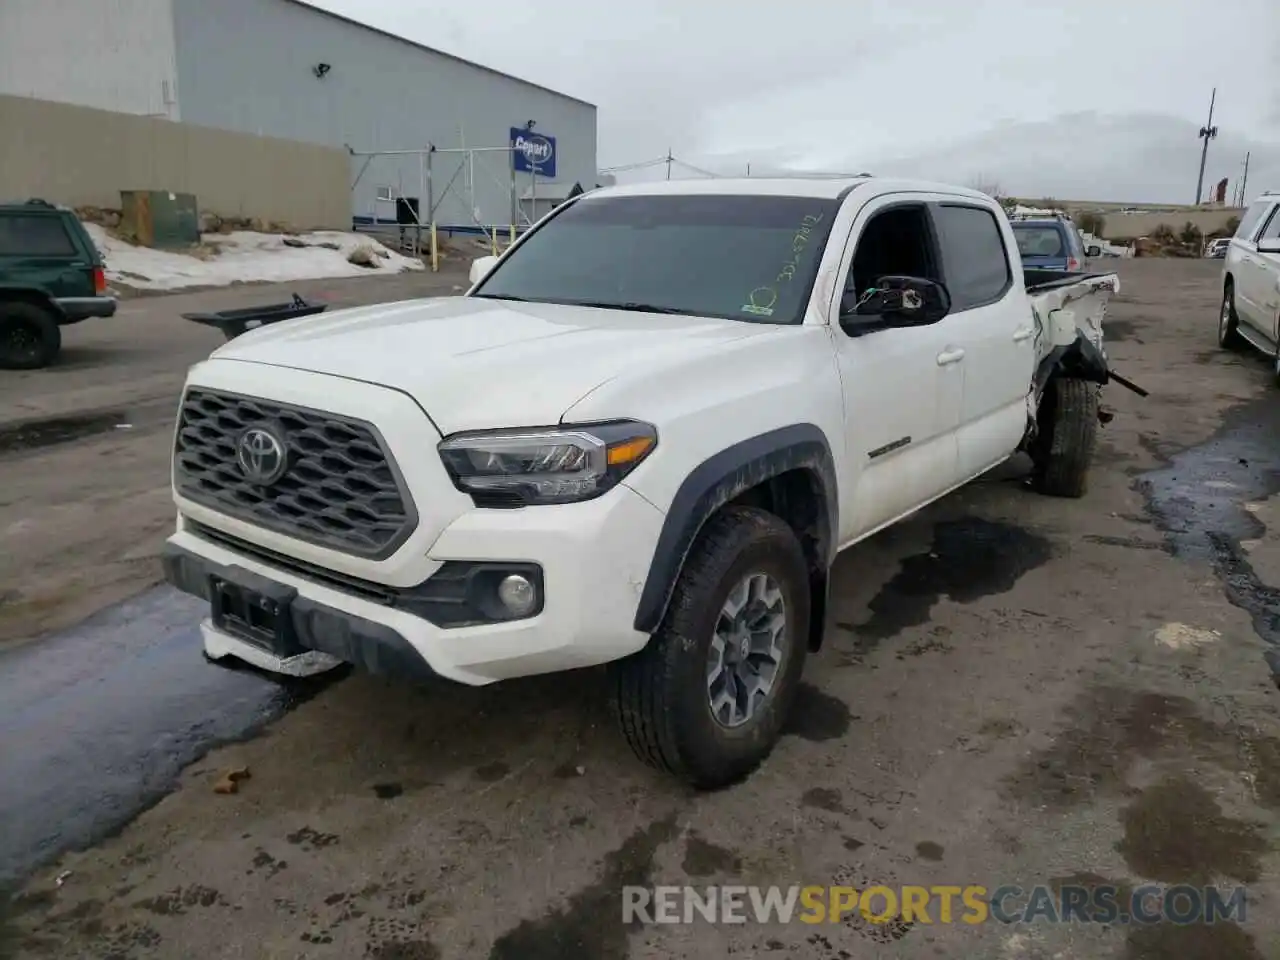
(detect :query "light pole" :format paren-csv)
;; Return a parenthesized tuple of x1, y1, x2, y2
(1195, 87, 1218, 205)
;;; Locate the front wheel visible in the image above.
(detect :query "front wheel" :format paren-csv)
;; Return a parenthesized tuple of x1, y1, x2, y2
(1219, 283, 1243, 351)
(1029, 377, 1099, 499)
(609, 506, 811, 789)
(0, 301, 62, 370)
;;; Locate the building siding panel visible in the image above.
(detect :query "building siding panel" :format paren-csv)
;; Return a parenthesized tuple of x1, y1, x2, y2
(0, 0, 180, 119)
(170, 0, 596, 229)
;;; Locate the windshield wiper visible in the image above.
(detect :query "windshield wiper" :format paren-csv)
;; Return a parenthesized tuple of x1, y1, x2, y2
(474, 295, 687, 315)
(560, 299, 686, 315)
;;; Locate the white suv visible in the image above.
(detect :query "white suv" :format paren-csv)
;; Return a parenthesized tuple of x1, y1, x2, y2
(1219, 192, 1280, 379)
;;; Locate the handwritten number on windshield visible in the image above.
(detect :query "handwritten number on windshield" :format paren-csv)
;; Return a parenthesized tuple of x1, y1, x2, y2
(740, 212, 826, 317)
(776, 213, 825, 283)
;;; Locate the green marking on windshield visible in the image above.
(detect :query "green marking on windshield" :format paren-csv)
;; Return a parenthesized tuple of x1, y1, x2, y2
(739, 211, 827, 316)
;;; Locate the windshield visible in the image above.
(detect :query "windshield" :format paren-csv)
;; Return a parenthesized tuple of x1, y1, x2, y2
(472, 194, 841, 324)
(1012, 224, 1065, 258)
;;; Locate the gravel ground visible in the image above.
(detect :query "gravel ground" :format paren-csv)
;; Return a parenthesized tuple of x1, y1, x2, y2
(4, 257, 1280, 960)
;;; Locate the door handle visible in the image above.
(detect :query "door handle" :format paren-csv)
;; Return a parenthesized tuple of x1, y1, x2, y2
(1013, 327, 1034, 342)
(936, 347, 965, 366)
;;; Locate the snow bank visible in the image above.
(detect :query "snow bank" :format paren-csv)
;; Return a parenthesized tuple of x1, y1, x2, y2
(85, 225, 423, 292)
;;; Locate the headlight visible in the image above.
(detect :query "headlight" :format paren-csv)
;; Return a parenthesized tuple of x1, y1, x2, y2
(438, 420, 658, 506)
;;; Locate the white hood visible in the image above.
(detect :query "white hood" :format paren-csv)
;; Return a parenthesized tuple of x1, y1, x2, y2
(209, 297, 776, 434)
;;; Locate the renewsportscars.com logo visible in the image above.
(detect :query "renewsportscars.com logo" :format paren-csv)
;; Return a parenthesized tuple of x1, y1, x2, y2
(621, 884, 1248, 926)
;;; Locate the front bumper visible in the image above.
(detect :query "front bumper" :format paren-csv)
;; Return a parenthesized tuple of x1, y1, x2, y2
(163, 541, 439, 681)
(165, 482, 666, 686)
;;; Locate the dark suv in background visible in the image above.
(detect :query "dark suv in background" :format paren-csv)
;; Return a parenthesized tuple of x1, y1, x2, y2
(1010, 215, 1100, 272)
(0, 198, 117, 369)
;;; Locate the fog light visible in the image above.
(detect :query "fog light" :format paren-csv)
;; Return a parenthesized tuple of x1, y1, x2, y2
(497, 573, 538, 618)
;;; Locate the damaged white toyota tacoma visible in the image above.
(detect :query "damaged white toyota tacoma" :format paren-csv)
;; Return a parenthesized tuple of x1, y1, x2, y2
(163, 177, 1121, 789)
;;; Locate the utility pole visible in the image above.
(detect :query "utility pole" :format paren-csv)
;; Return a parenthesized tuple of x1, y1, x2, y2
(1194, 87, 1218, 205)
(1239, 151, 1251, 207)
(665, 148, 673, 181)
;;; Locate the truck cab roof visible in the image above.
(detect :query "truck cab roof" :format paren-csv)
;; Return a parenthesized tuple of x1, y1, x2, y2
(585, 176, 996, 203)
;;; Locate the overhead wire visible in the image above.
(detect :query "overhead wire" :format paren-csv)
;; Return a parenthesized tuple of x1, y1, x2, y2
(598, 157, 669, 174)
(600, 154, 874, 182)
(669, 157, 723, 178)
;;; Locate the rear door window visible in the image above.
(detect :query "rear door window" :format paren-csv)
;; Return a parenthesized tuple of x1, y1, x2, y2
(0, 215, 78, 257)
(933, 204, 1013, 312)
(1234, 202, 1274, 242)
(1258, 206, 1280, 244)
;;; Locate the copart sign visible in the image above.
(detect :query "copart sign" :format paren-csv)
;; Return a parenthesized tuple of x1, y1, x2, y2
(510, 128, 557, 178)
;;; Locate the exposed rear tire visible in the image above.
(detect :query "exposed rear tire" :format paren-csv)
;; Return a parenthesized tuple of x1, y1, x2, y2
(1029, 377, 1099, 499)
(0, 301, 62, 370)
(609, 506, 811, 790)
(1219, 282, 1243, 351)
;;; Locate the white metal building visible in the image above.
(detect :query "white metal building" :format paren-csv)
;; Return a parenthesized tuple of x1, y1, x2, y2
(0, 0, 597, 232)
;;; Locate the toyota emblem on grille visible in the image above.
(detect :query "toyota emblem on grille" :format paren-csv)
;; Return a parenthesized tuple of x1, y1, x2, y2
(236, 426, 287, 485)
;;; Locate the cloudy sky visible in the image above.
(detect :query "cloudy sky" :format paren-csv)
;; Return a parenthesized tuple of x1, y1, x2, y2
(312, 0, 1280, 202)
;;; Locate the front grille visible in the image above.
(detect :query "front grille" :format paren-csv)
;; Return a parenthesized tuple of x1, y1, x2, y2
(174, 388, 416, 558)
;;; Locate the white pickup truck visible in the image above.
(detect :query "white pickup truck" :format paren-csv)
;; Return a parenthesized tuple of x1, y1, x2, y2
(162, 177, 1119, 788)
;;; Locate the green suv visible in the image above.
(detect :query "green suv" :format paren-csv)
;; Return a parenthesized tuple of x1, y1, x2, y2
(0, 198, 117, 369)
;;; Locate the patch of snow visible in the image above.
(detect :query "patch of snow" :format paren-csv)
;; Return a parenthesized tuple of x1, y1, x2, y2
(85, 225, 423, 292)
(1010, 204, 1060, 218)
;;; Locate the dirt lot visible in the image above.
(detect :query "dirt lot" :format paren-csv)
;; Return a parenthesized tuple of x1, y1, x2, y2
(0, 265, 471, 648)
(6, 258, 1280, 959)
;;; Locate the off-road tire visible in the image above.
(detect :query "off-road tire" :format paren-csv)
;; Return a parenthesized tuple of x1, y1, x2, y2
(1219, 282, 1244, 351)
(1029, 377, 1099, 499)
(609, 505, 811, 789)
(0, 301, 61, 370)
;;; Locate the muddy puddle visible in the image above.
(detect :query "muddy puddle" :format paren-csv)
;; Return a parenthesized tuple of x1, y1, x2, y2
(1137, 395, 1280, 677)
(0, 410, 130, 455)
(0, 586, 337, 885)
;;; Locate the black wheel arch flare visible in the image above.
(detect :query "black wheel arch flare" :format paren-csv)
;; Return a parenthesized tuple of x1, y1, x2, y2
(632, 423, 838, 646)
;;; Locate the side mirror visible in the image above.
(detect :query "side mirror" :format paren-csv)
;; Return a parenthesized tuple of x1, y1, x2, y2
(1259, 239, 1280, 255)
(1086, 245, 1102, 257)
(469, 255, 499, 286)
(840, 276, 951, 333)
